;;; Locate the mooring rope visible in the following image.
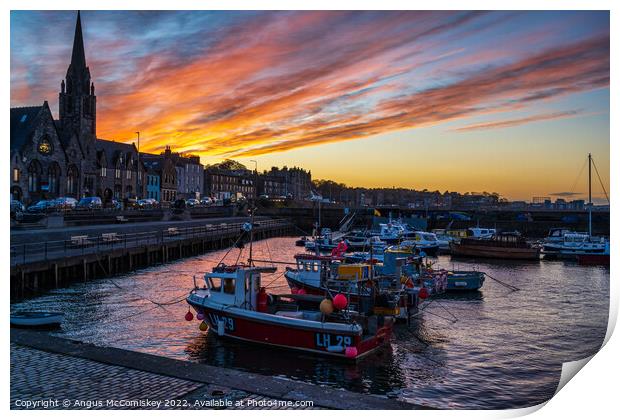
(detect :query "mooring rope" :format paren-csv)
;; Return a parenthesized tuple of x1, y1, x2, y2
(482, 272, 520, 292)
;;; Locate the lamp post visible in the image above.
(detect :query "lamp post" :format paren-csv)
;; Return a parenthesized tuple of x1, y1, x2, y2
(250, 160, 257, 202)
(135, 131, 141, 200)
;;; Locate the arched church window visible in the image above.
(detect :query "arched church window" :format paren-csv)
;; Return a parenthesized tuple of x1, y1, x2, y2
(28, 160, 42, 193)
(66, 165, 79, 196)
(48, 163, 60, 195)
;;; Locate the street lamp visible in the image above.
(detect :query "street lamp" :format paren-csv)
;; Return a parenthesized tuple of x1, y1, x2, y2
(250, 160, 257, 201)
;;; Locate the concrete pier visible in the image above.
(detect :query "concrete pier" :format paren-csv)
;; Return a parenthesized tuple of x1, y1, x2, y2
(11, 330, 424, 410)
(10, 218, 293, 300)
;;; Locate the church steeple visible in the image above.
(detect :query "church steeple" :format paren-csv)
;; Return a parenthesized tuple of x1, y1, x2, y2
(59, 11, 97, 146)
(70, 11, 86, 70)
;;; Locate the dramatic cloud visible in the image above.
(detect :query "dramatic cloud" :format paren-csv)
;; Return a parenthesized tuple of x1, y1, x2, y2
(453, 110, 583, 132)
(10, 11, 609, 159)
(549, 192, 583, 197)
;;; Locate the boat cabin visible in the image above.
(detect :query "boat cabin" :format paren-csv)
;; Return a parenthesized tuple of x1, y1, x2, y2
(204, 265, 277, 309)
(466, 227, 496, 239)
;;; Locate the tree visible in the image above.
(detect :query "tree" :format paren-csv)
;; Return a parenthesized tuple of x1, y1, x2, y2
(209, 159, 247, 171)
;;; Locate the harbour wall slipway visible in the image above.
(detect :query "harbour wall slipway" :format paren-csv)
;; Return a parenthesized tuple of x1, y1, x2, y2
(10, 329, 424, 410)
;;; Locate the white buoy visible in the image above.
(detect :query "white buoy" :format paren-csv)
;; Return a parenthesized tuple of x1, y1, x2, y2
(217, 320, 225, 336)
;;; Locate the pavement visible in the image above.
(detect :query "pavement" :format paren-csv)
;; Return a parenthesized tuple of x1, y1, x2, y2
(11, 329, 424, 410)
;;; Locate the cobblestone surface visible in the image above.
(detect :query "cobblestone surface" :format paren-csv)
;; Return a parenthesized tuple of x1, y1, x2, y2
(11, 344, 319, 410)
(11, 344, 202, 410)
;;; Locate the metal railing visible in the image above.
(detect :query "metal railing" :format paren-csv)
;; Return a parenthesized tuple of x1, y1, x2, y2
(10, 219, 291, 266)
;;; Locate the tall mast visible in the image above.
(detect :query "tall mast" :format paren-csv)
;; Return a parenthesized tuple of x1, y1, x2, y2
(588, 153, 592, 237)
(248, 207, 254, 266)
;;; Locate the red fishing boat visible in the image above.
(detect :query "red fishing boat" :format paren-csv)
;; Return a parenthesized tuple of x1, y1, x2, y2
(186, 264, 393, 360)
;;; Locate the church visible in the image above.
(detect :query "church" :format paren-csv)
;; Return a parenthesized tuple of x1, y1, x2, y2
(10, 11, 145, 205)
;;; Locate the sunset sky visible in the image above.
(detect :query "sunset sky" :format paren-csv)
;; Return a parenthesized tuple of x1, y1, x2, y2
(10, 11, 610, 202)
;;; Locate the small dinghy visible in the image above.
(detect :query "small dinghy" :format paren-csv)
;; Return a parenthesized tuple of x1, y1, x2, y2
(10, 311, 64, 329)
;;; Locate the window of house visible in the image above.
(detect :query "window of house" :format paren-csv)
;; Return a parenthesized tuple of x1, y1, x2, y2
(12, 168, 19, 183)
(101, 167, 107, 177)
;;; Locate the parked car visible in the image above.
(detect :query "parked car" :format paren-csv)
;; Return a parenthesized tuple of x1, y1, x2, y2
(10, 200, 25, 218)
(124, 198, 139, 209)
(171, 199, 187, 210)
(54, 197, 78, 210)
(26, 200, 56, 213)
(186, 198, 200, 207)
(110, 198, 122, 210)
(137, 198, 159, 209)
(76, 196, 102, 209)
(199, 197, 213, 206)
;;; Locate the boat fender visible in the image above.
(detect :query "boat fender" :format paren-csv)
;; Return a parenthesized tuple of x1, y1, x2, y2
(257, 287, 269, 313)
(345, 347, 358, 358)
(217, 320, 225, 336)
(326, 345, 345, 353)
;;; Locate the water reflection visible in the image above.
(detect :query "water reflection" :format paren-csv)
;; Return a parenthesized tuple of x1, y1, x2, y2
(10, 237, 609, 409)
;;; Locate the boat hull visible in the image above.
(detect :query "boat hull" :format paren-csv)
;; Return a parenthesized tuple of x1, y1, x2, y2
(10, 312, 63, 329)
(576, 254, 610, 266)
(449, 242, 540, 260)
(446, 271, 485, 291)
(188, 300, 391, 360)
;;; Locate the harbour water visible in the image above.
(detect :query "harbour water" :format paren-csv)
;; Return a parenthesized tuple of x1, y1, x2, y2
(11, 237, 609, 409)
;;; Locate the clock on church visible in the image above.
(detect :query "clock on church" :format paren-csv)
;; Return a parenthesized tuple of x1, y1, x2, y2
(38, 138, 52, 155)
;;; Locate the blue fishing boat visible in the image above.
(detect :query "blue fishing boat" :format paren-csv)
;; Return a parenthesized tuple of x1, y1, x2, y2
(10, 311, 64, 329)
(446, 271, 485, 291)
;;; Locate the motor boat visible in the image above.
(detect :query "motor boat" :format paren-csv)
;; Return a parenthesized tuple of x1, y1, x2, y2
(304, 228, 338, 252)
(400, 231, 440, 256)
(542, 233, 609, 259)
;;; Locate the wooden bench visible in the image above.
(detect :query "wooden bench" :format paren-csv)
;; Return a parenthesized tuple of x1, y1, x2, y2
(115, 215, 129, 223)
(101, 232, 120, 243)
(70, 235, 92, 247)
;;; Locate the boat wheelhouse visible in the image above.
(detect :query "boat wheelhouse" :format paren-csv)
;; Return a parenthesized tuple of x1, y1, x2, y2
(466, 227, 497, 239)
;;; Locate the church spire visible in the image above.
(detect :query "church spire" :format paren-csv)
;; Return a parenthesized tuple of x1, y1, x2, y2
(70, 11, 86, 69)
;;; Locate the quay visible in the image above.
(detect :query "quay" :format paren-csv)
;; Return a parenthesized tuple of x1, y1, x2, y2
(10, 329, 423, 410)
(10, 217, 293, 300)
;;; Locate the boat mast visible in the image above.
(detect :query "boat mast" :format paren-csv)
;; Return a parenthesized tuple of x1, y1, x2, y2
(588, 153, 592, 237)
(248, 206, 255, 266)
